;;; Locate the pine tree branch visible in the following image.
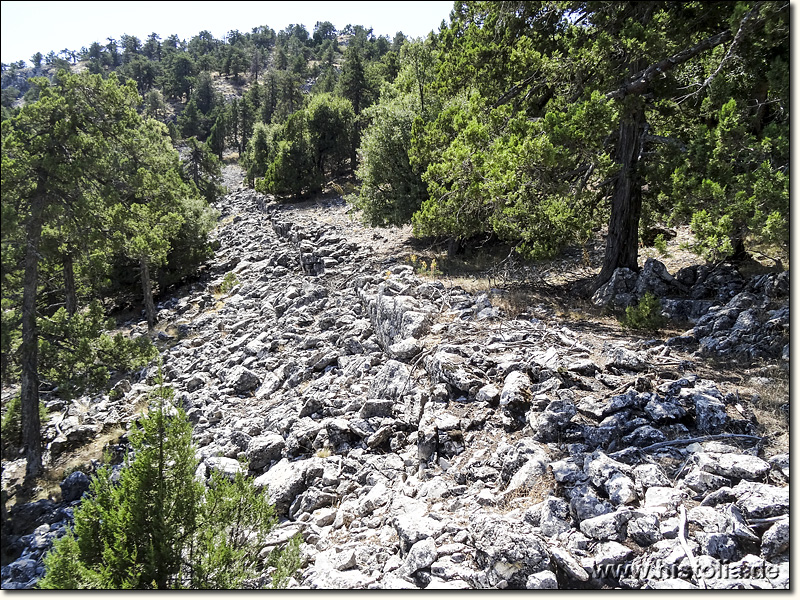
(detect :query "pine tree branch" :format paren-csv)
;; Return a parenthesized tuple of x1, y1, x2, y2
(607, 1, 781, 103)
(492, 72, 541, 108)
(677, 1, 776, 104)
(605, 28, 733, 100)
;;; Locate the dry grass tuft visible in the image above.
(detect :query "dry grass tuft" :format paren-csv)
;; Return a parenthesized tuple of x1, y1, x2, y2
(748, 375, 789, 457)
(496, 469, 557, 513)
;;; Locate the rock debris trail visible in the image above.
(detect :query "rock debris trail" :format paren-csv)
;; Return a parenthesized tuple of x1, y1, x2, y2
(2, 166, 789, 589)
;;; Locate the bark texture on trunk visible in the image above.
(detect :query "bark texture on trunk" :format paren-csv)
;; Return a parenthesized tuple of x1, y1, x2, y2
(141, 258, 156, 331)
(595, 103, 646, 289)
(21, 195, 45, 479)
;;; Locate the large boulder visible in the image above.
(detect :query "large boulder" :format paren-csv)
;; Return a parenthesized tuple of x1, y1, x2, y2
(634, 258, 684, 298)
(253, 457, 324, 517)
(591, 268, 638, 310)
(226, 365, 261, 394)
(470, 512, 552, 589)
(369, 292, 431, 351)
(60, 471, 91, 503)
(369, 360, 412, 400)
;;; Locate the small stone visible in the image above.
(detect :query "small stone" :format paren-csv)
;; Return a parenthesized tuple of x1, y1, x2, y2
(693, 393, 727, 433)
(499, 371, 532, 407)
(730, 481, 789, 519)
(539, 497, 571, 537)
(698, 453, 770, 481)
(579, 510, 629, 542)
(403, 537, 438, 575)
(760, 519, 789, 558)
(245, 433, 285, 471)
(644, 398, 687, 423)
(549, 459, 586, 484)
(226, 365, 261, 393)
(644, 486, 688, 510)
(603, 346, 647, 371)
(526, 570, 558, 589)
(627, 512, 662, 547)
(569, 483, 614, 521)
(594, 541, 633, 566)
(476, 384, 500, 403)
(622, 424, 667, 447)
(632, 464, 670, 492)
(567, 359, 599, 376)
(550, 546, 589, 582)
(687, 506, 727, 533)
(695, 532, 739, 562)
(606, 472, 637, 505)
(682, 467, 731, 494)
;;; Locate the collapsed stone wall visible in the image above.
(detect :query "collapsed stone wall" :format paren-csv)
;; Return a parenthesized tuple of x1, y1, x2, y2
(593, 258, 789, 362)
(1, 181, 789, 589)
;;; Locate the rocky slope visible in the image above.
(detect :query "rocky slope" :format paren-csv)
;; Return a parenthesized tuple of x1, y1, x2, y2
(1, 166, 789, 589)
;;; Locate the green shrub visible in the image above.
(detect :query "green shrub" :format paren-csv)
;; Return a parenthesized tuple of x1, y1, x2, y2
(1, 393, 48, 455)
(621, 292, 667, 332)
(218, 272, 240, 294)
(38, 371, 301, 589)
(653, 233, 670, 257)
(38, 301, 157, 399)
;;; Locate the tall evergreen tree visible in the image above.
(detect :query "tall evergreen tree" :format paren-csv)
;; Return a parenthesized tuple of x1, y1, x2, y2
(2, 72, 144, 476)
(1, 71, 215, 476)
(407, 1, 788, 288)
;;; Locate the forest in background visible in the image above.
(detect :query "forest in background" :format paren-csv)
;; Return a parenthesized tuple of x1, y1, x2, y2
(0, 1, 790, 478)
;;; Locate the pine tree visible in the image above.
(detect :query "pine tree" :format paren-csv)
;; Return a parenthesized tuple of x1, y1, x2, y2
(2, 71, 144, 477)
(38, 370, 300, 589)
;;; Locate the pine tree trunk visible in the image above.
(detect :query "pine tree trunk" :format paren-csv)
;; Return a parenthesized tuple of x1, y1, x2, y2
(63, 251, 77, 316)
(595, 102, 646, 289)
(21, 195, 45, 479)
(141, 258, 156, 331)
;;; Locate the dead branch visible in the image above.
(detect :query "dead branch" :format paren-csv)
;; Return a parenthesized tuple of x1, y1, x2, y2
(678, 505, 707, 589)
(606, 29, 733, 101)
(640, 433, 762, 453)
(677, 2, 773, 104)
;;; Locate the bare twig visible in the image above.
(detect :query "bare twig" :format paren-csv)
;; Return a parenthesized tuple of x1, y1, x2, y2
(746, 516, 788, 527)
(640, 433, 762, 453)
(678, 505, 707, 589)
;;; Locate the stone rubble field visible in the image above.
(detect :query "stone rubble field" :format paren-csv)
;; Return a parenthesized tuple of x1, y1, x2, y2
(1, 169, 789, 589)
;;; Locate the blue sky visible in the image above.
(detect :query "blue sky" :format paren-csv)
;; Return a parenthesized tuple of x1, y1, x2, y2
(1, 1, 453, 64)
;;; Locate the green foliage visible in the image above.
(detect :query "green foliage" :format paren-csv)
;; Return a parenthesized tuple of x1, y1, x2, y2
(2, 71, 218, 477)
(253, 95, 355, 199)
(181, 136, 225, 203)
(37, 301, 156, 399)
(1, 393, 47, 453)
(306, 93, 355, 176)
(354, 65, 430, 227)
(621, 292, 667, 332)
(337, 45, 369, 114)
(689, 209, 733, 260)
(669, 98, 789, 259)
(412, 90, 616, 258)
(39, 373, 300, 589)
(354, 1, 788, 273)
(269, 534, 302, 588)
(143, 89, 168, 121)
(217, 272, 240, 294)
(241, 122, 280, 186)
(653, 234, 670, 257)
(258, 110, 320, 199)
(1, 296, 21, 380)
